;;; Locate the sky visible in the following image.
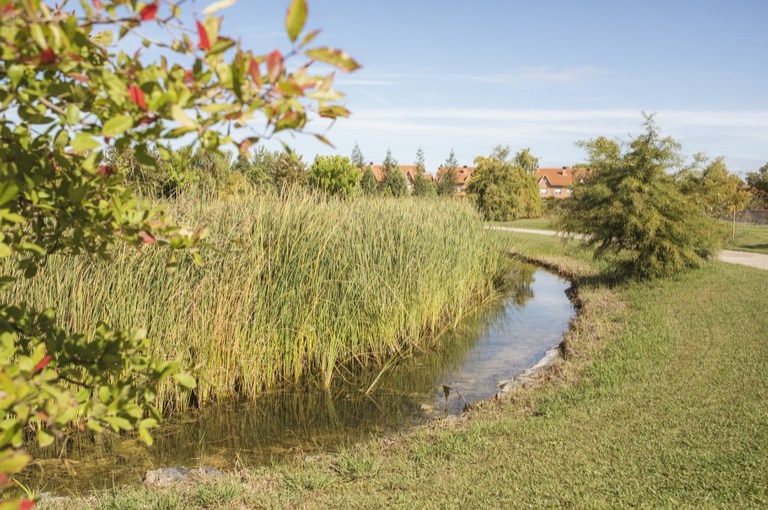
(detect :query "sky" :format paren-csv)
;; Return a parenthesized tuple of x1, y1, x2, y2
(204, 0, 767, 175)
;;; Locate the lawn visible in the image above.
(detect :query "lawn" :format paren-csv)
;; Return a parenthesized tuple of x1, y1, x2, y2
(489, 216, 555, 231)
(39, 233, 768, 509)
(726, 221, 768, 254)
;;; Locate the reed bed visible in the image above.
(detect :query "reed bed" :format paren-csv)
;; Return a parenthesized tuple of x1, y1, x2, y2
(12, 191, 511, 412)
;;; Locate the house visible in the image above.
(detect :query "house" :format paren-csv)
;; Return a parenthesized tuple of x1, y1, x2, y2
(368, 164, 419, 192)
(534, 167, 590, 199)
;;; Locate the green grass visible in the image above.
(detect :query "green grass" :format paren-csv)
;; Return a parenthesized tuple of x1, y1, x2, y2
(725, 221, 768, 254)
(40, 231, 768, 508)
(11, 192, 510, 412)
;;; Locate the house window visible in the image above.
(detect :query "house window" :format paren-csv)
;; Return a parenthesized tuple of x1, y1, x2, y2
(539, 188, 547, 195)
(566, 189, 572, 195)
(554, 189, 562, 195)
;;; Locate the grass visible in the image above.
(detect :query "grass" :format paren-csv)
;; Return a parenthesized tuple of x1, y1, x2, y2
(11, 192, 511, 412)
(39, 231, 768, 508)
(725, 221, 768, 254)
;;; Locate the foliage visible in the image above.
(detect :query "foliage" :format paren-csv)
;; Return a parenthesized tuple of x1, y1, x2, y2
(350, 142, 366, 169)
(746, 162, 768, 206)
(14, 192, 511, 408)
(413, 174, 437, 197)
(360, 167, 378, 196)
(0, 0, 358, 504)
(309, 155, 361, 197)
(677, 156, 751, 239)
(513, 147, 539, 174)
(557, 116, 721, 279)
(414, 147, 426, 177)
(380, 148, 408, 197)
(232, 148, 275, 193)
(436, 149, 459, 196)
(269, 151, 308, 193)
(466, 146, 542, 221)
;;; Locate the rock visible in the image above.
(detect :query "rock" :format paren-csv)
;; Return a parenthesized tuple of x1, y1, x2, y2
(144, 466, 224, 487)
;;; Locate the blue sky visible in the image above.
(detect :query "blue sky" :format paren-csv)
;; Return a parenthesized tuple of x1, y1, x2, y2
(217, 0, 767, 175)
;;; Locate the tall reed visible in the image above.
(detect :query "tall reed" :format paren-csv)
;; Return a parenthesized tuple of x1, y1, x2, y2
(11, 191, 511, 412)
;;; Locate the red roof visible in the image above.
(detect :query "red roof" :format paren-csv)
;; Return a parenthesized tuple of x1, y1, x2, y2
(368, 164, 419, 183)
(534, 167, 590, 187)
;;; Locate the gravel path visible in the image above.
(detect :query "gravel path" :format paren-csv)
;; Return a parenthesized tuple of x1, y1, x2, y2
(490, 226, 768, 271)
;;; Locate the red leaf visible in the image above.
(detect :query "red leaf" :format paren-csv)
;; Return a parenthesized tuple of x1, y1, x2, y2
(248, 58, 262, 88)
(20, 500, 35, 510)
(184, 69, 194, 84)
(139, 2, 158, 21)
(40, 48, 57, 65)
(196, 20, 211, 51)
(93, 0, 102, 10)
(34, 355, 52, 373)
(128, 84, 147, 111)
(98, 165, 115, 176)
(138, 231, 156, 244)
(266, 50, 283, 84)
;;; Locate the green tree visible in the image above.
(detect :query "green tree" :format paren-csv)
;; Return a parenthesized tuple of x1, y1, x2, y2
(0, 0, 357, 505)
(381, 148, 408, 197)
(746, 162, 768, 205)
(309, 155, 361, 197)
(413, 174, 437, 197)
(360, 166, 378, 196)
(437, 149, 459, 196)
(513, 147, 540, 174)
(231, 148, 275, 192)
(466, 146, 542, 221)
(557, 116, 721, 279)
(414, 147, 426, 177)
(268, 150, 308, 193)
(350, 142, 366, 170)
(678, 156, 751, 239)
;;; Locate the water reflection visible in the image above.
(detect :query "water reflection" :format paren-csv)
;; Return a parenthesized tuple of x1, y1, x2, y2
(23, 263, 574, 493)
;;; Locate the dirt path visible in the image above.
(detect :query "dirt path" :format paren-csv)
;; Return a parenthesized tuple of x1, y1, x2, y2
(490, 226, 768, 271)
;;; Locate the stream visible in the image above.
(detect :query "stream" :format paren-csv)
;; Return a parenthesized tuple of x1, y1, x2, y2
(24, 262, 575, 493)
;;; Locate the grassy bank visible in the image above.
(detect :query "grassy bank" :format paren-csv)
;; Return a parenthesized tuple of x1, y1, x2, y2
(11, 193, 510, 412)
(726, 221, 768, 254)
(38, 232, 768, 508)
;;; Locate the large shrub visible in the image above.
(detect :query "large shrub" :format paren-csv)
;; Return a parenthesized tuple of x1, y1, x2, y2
(557, 116, 721, 279)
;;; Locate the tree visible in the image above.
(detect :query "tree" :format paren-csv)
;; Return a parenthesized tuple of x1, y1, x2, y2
(0, 0, 357, 505)
(557, 115, 721, 279)
(414, 147, 426, 177)
(466, 146, 542, 221)
(513, 147, 540, 174)
(678, 156, 751, 239)
(746, 162, 768, 204)
(350, 142, 366, 170)
(381, 148, 408, 197)
(268, 150, 308, 193)
(309, 155, 361, 197)
(437, 149, 459, 196)
(413, 174, 437, 197)
(360, 166, 378, 196)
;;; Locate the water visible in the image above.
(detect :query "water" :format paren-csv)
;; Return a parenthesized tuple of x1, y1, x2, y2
(24, 263, 574, 493)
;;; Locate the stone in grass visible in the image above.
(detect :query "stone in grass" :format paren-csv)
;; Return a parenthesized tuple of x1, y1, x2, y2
(144, 466, 225, 487)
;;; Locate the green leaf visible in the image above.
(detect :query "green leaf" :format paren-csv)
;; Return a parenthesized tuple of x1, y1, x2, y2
(0, 181, 19, 207)
(285, 0, 307, 42)
(66, 104, 80, 125)
(305, 47, 361, 72)
(172, 372, 196, 389)
(0, 243, 12, 258)
(38, 429, 55, 448)
(171, 105, 196, 130)
(102, 115, 134, 137)
(71, 132, 101, 153)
